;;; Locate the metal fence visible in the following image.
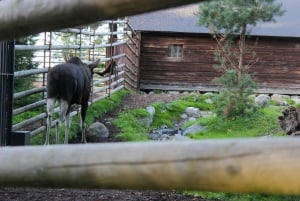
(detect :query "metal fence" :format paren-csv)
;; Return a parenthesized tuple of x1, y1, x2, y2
(0, 41, 14, 146)
(12, 20, 134, 140)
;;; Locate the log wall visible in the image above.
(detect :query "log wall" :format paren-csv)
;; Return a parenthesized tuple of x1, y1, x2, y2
(138, 32, 300, 94)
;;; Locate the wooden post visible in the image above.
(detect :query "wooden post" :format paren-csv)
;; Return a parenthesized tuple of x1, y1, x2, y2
(0, 0, 205, 40)
(1, 138, 300, 195)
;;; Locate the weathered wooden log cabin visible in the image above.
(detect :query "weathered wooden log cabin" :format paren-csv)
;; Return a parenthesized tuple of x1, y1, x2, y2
(127, 1, 300, 94)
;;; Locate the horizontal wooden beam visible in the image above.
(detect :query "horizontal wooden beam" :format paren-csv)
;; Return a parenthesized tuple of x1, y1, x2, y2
(0, 0, 204, 41)
(1, 138, 300, 195)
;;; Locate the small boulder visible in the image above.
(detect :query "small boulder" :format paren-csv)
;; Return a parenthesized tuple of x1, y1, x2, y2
(180, 113, 188, 119)
(205, 98, 213, 104)
(186, 107, 201, 118)
(278, 106, 300, 135)
(291, 96, 300, 104)
(255, 94, 270, 107)
(87, 122, 109, 138)
(146, 106, 155, 119)
(271, 94, 287, 105)
(172, 134, 191, 141)
(183, 124, 206, 136)
(140, 106, 155, 127)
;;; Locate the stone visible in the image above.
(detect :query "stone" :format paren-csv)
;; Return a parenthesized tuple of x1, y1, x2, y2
(188, 117, 197, 122)
(291, 96, 300, 104)
(185, 107, 201, 118)
(146, 106, 155, 118)
(168, 91, 180, 95)
(87, 122, 109, 138)
(200, 111, 214, 118)
(255, 94, 270, 107)
(180, 113, 188, 119)
(278, 106, 300, 135)
(172, 134, 191, 141)
(205, 98, 213, 104)
(182, 124, 206, 136)
(203, 92, 214, 97)
(271, 94, 284, 103)
(140, 106, 155, 127)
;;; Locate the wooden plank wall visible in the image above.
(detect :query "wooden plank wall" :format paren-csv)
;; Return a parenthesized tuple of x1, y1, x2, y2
(139, 32, 300, 93)
(250, 37, 300, 87)
(123, 32, 141, 90)
(140, 32, 220, 87)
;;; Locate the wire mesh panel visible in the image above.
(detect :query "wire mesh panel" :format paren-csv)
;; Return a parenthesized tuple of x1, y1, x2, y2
(0, 41, 14, 146)
(11, 20, 132, 142)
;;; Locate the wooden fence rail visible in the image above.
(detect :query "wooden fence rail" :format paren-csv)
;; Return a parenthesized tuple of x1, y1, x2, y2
(0, 0, 204, 41)
(1, 138, 300, 195)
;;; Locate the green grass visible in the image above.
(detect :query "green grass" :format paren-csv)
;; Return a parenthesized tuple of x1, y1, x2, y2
(151, 94, 214, 128)
(186, 191, 300, 201)
(113, 93, 214, 141)
(187, 106, 285, 139)
(113, 110, 149, 141)
(112, 93, 295, 201)
(30, 89, 130, 145)
(13, 110, 42, 124)
(28, 91, 300, 200)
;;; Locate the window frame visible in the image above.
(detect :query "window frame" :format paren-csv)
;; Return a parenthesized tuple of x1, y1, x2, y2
(168, 44, 183, 58)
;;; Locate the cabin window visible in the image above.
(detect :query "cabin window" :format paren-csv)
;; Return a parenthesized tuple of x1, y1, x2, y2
(168, 44, 183, 58)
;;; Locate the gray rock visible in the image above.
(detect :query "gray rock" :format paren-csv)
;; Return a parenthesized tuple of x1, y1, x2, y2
(186, 107, 201, 118)
(160, 134, 171, 141)
(183, 124, 206, 136)
(140, 106, 156, 127)
(87, 122, 109, 138)
(200, 111, 214, 118)
(168, 91, 180, 95)
(291, 96, 300, 104)
(180, 113, 188, 119)
(271, 94, 284, 102)
(188, 117, 197, 122)
(205, 98, 213, 104)
(172, 134, 191, 141)
(271, 94, 288, 106)
(203, 92, 214, 97)
(255, 94, 270, 107)
(148, 132, 161, 141)
(146, 106, 155, 118)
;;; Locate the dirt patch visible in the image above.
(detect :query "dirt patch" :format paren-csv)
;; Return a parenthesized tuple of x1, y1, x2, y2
(0, 188, 208, 201)
(70, 92, 188, 143)
(3, 92, 213, 201)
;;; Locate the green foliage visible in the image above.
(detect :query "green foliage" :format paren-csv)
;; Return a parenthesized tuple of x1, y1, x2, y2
(284, 98, 295, 106)
(196, 0, 284, 119)
(186, 191, 300, 201)
(213, 70, 257, 118)
(189, 106, 285, 139)
(13, 110, 42, 124)
(197, 0, 285, 35)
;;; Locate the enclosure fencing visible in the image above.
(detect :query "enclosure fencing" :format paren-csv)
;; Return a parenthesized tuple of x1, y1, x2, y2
(12, 19, 139, 139)
(0, 41, 14, 146)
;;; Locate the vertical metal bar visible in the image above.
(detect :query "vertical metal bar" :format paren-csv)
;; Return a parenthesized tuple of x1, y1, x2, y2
(0, 41, 15, 146)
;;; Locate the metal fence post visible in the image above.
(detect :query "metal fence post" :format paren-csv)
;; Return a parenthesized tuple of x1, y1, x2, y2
(0, 41, 15, 146)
